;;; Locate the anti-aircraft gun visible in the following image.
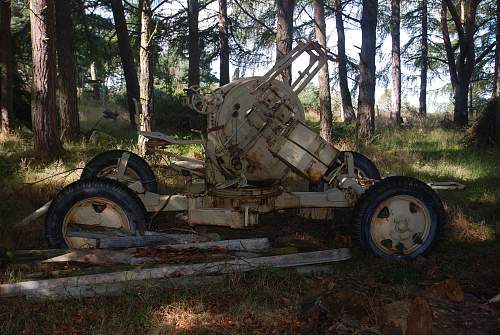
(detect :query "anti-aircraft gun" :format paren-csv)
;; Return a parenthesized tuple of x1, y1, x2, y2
(45, 41, 446, 260)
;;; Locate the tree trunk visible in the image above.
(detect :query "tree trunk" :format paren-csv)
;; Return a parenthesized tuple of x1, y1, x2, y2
(55, 0, 79, 141)
(390, 0, 401, 125)
(276, 0, 295, 85)
(495, 0, 500, 144)
(357, 0, 378, 139)
(496, 0, 500, 97)
(218, 0, 230, 86)
(90, 62, 101, 99)
(109, 0, 140, 127)
(29, 0, 62, 159)
(469, 82, 473, 120)
(454, 80, 469, 126)
(493, 0, 500, 97)
(419, 0, 428, 117)
(440, 1, 458, 89)
(440, 0, 479, 127)
(312, 0, 333, 142)
(0, 0, 13, 133)
(334, 0, 355, 122)
(138, 0, 153, 155)
(188, 0, 200, 87)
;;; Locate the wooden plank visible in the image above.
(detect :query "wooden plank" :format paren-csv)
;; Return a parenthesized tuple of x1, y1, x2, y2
(65, 231, 209, 248)
(25, 275, 225, 301)
(14, 201, 51, 229)
(170, 237, 271, 252)
(24, 264, 335, 301)
(98, 233, 209, 248)
(14, 249, 66, 259)
(42, 249, 153, 265)
(0, 249, 351, 298)
(489, 293, 500, 303)
(42, 238, 272, 265)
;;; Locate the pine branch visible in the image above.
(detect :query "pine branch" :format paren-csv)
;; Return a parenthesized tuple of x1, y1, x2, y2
(475, 41, 496, 65)
(233, 0, 274, 35)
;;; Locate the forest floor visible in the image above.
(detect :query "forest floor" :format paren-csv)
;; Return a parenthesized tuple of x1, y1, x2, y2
(1, 111, 500, 334)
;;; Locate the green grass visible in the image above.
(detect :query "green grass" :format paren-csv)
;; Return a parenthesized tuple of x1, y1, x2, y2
(364, 126, 500, 226)
(1, 113, 500, 333)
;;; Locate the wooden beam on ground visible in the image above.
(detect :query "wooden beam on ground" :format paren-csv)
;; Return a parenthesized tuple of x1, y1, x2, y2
(64, 231, 210, 248)
(14, 201, 51, 229)
(25, 275, 226, 301)
(42, 238, 272, 265)
(0, 249, 351, 299)
(14, 249, 67, 259)
(489, 293, 500, 303)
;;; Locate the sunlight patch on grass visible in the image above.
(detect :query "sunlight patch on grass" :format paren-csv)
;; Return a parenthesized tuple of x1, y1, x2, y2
(446, 206, 495, 242)
(154, 304, 211, 332)
(414, 160, 476, 181)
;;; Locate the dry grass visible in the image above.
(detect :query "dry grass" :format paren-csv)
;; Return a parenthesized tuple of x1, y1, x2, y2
(445, 206, 494, 242)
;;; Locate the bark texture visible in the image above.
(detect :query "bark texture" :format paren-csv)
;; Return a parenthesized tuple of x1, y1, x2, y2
(218, 0, 230, 86)
(188, 0, 200, 87)
(55, 0, 79, 140)
(440, 0, 479, 127)
(138, 0, 153, 154)
(276, 0, 295, 85)
(0, 0, 13, 133)
(29, 0, 62, 159)
(334, 0, 355, 122)
(496, 0, 500, 143)
(390, 0, 401, 125)
(495, 0, 500, 97)
(419, 0, 428, 116)
(109, 0, 140, 127)
(357, 0, 378, 139)
(312, 0, 333, 142)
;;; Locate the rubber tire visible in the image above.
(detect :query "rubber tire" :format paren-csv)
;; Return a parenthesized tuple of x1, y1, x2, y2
(309, 151, 381, 192)
(336, 151, 381, 180)
(352, 176, 446, 260)
(81, 150, 158, 193)
(46, 178, 147, 248)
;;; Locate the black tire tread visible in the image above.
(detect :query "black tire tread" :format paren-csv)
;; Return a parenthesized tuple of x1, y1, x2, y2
(81, 150, 158, 193)
(46, 178, 147, 248)
(337, 151, 381, 180)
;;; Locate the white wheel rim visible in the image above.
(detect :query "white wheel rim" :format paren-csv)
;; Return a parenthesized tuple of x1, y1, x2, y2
(62, 197, 132, 249)
(370, 195, 432, 256)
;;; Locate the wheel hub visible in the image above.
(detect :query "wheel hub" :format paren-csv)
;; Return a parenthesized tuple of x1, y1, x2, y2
(63, 197, 132, 249)
(371, 195, 432, 255)
(394, 218, 409, 232)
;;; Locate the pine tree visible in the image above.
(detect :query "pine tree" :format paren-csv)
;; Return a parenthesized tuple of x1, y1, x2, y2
(109, 0, 140, 127)
(55, 0, 79, 140)
(138, 0, 153, 154)
(276, 0, 295, 85)
(0, 0, 13, 133)
(357, 0, 378, 139)
(313, 0, 333, 142)
(29, 0, 62, 159)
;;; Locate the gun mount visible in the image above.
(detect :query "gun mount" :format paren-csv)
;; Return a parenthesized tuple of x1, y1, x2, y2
(43, 41, 446, 260)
